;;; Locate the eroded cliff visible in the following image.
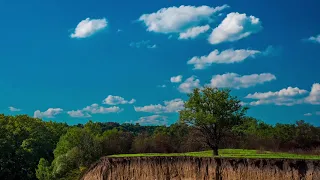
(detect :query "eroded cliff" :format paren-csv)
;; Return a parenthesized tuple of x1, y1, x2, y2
(82, 156, 320, 180)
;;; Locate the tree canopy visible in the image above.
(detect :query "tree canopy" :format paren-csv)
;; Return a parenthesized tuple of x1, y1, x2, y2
(180, 87, 248, 155)
(0, 93, 319, 179)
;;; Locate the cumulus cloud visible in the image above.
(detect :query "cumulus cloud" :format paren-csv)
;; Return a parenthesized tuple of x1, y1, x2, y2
(245, 87, 308, 106)
(129, 40, 157, 48)
(34, 108, 63, 118)
(133, 115, 168, 125)
(179, 25, 210, 39)
(207, 73, 276, 89)
(246, 87, 308, 99)
(304, 113, 312, 116)
(306, 34, 320, 44)
(188, 49, 260, 69)
(178, 76, 201, 93)
(67, 102, 123, 118)
(103, 95, 136, 105)
(134, 98, 184, 114)
(244, 83, 320, 106)
(83, 104, 122, 114)
(305, 83, 320, 104)
(138, 5, 229, 34)
(248, 98, 302, 106)
(70, 18, 107, 38)
(208, 12, 262, 44)
(170, 75, 183, 83)
(67, 110, 92, 118)
(9, 106, 21, 112)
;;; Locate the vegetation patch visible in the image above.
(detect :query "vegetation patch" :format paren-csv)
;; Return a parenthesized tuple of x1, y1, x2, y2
(1, 88, 319, 180)
(110, 149, 320, 160)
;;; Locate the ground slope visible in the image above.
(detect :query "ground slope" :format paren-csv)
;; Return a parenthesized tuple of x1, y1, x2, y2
(82, 156, 320, 180)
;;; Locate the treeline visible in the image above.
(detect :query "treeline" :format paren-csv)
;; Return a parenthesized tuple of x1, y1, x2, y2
(0, 114, 319, 180)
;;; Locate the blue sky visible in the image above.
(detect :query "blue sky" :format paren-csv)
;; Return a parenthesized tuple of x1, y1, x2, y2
(0, 0, 319, 126)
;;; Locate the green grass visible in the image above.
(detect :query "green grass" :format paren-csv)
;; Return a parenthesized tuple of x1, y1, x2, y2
(109, 149, 320, 160)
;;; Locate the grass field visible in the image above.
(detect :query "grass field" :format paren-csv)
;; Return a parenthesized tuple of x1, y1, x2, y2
(109, 149, 320, 160)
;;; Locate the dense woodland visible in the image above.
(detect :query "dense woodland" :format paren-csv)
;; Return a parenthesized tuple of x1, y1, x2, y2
(0, 85, 319, 180)
(1, 114, 319, 179)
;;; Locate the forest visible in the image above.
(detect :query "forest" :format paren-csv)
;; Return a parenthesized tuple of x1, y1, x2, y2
(1, 115, 319, 180)
(1, 88, 320, 180)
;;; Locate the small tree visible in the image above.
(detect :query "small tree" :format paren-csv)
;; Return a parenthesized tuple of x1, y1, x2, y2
(179, 87, 248, 156)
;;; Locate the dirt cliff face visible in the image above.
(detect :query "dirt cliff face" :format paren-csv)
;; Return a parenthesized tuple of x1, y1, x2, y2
(81, 157, 320, 180)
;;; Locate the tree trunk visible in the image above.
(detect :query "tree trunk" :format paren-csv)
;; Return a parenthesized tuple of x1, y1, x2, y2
(213, 146, 219, 156)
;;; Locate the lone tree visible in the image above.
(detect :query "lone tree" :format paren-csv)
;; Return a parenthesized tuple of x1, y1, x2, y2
(179, 87, 248, 156)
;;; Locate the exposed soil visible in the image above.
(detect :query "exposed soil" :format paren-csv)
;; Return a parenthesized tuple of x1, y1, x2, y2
(81, 156, 320, 180)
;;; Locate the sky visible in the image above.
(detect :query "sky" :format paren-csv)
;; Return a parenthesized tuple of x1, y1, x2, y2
(0, 0, 319, 126)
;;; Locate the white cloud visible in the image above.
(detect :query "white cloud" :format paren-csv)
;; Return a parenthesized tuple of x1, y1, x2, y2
(305, 83, 320, 104)
(134, 98, 184, 114)
(34, 108, 63, 118)
(102, 95, 136, 105)
(245, 83, 320, 106)
(178, 76, 200, 93)
(248, 98, 303, 106)
(208, 12, 262, 44)
(164, 99, 185, 113)
(245, 87, 308, 106)
(188, 49, 260, 69)
(133, 115, 168, 125)
(207, 73, 276, 89)
(135, 104, 165, 114)
(130, 40, 157, 49)
(304, 112, 320, 116)
(307, 34, 320, 44)
(147, 44, 157, 49)
(170, 75, 183, 83)
(304, 113, 312, 116)
(70, 18, 107, 38)
(9, 106, 21, 112)
(157, 84, 166, 88)
(303, 112, 320, 116)
(67, 110, 92, 118)
(138, 5, 229, 34)
(246, 87, 308, 99)
(67, 102, 123, 118)
(179, 25, 210, 39)
(83, 103, 123, 114)
(262, 45, 282, 56)
(130, 40, 149, 48)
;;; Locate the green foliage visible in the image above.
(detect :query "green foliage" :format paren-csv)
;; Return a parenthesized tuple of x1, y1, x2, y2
(119, 122, 160, 135)
(36, 158, 51, 180)
(1, 98, 320, 180)
(110, 149, 320, 160)
(100, 128, 133, 155)
(0, 114, 67, 179)
(84, 120, 102, 136)
(131, 133, 154, 153)
(42, 127, 102, 179)
(180, 87, 248, 155)
(35, 121, 166, 180)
